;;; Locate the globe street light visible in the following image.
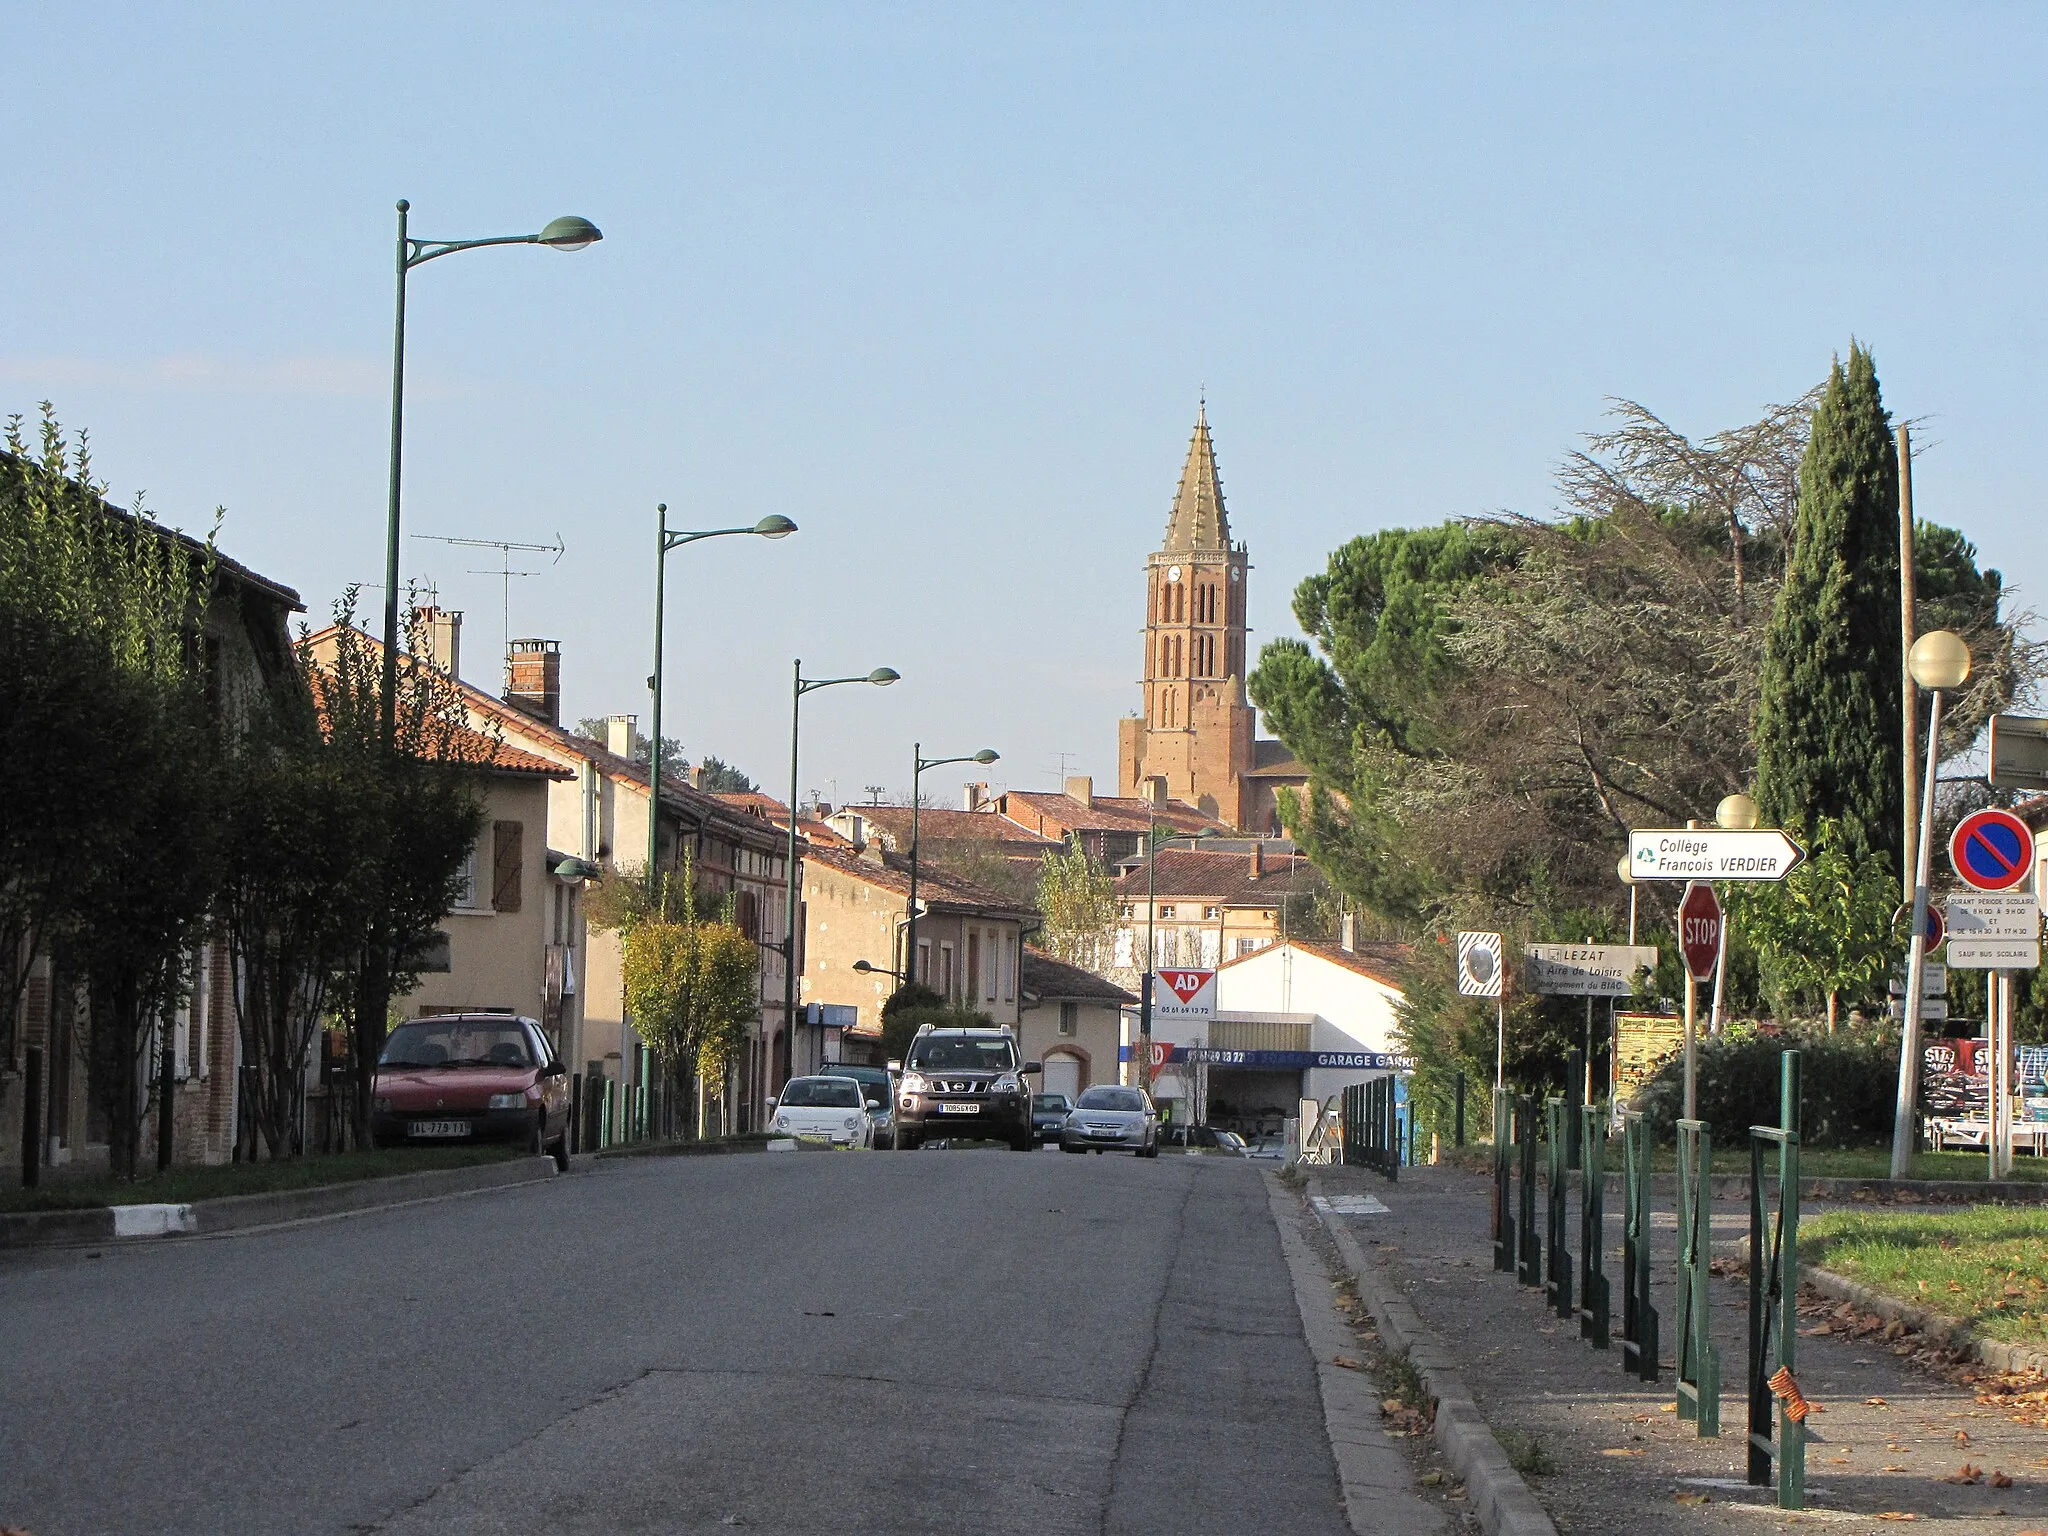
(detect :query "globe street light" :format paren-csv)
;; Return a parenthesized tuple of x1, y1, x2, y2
(852, 959, 905, 979)
(1615, 854, 1638, 946)
(781, 663, 898, 1085)
(903, 745, 1000, 989)
(1892, 630, 1973, 1178)
(1715, 793, 1761, 831)
(381, 200, 602, 753)
(645, 507, 797, 888)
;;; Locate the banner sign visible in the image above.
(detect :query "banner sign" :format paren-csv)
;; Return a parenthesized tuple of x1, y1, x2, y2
(1523, 943, 1659, 997)
(1154, 968, 1217, 1022)
(1613, 1012, 1683, 1104)
(1117, 1045, 1408, 1072)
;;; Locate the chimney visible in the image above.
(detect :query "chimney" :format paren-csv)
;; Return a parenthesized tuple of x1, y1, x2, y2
(605, 714, 637, 759)
(1248, 843, 1264, 881)
(1340, 909, 1357, 953)
(688, 764, 709, 790)
(1145, 775, 1168, 808)
(415, 606, 461, 677)
(1064, 775, 1093, 808)
(964, 782, 989, 813)
(504, 639, 561, 726)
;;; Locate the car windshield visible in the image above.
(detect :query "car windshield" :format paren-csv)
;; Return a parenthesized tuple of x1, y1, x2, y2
(781, 1078, 863, 1108)
(822, 1067, 888, 1092)
(907, 1037, 1017, 1072)
(380, 1020, 533, 1070)
(1076, 1088, 1144, 1112)
(1033, 1095, 1070, 1112)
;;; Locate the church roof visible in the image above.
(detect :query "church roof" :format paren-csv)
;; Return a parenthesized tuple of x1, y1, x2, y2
(1163, 404, 1231, 552)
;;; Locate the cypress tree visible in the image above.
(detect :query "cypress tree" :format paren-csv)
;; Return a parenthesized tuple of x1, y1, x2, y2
(1754, 344, 1902, 873)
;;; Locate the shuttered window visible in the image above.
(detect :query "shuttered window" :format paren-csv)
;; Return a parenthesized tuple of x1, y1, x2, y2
(491, 821, 524, 913)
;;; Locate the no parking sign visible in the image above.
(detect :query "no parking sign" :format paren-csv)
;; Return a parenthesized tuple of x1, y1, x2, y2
(1950, 809, 2035, 893)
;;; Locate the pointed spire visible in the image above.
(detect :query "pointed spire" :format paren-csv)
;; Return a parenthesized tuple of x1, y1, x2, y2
(1163, 401, 1230, 551)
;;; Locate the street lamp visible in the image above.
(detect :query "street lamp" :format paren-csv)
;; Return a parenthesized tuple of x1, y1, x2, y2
(1716, 793, 1761, 831)
(1134, 822, 1218, 1092)
(780, 663, 898, 1084)
(381, 200, 602, 753)
(1615, 855, 1638, 946)
(903, 744, 1000, 990)
(852, 960, 905, 979)
(1891, 629, 1972, 1179)
(645, 506, 797, 888)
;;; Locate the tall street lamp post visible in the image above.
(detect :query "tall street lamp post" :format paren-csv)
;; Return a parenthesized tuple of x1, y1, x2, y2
(903, 744, 1000, 988)
(1891, 629, 1972, 1179)
(781, 662, 898, 1084)
(383, 201, 602, 751)
(645, 506, 797, 887)
(1135, 822, 1216, 1091)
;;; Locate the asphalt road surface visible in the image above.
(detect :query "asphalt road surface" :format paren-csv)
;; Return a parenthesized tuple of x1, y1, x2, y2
(0, 1149, 1353, 1535)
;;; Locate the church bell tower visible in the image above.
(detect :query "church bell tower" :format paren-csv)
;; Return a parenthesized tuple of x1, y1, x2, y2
(1118, 405, 1257, 828)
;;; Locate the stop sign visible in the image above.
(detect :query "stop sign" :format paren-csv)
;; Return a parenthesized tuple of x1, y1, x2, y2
(1679, 881, 1723, 982)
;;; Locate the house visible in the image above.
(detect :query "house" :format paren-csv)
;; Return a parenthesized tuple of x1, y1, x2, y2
(979, 776, 1222, 865)
(1112, 842, 1324, 974)
(828, 803, 1057, 898)
(1018, 949, 1134, 1102)
(798, 842, 1036, 1064)
(3, 518, 303, 1180)
(1133, 933, 1412, 1135)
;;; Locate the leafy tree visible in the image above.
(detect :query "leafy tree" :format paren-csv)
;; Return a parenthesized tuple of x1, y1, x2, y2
(571, 719, 756, 792)
(878, 981, 990, 1066)
(695, 757, 757, 794)
(1035, 840, 1118, 974)
(1754, 345, 1904, 872)
(1726, 818, 1900, 1033)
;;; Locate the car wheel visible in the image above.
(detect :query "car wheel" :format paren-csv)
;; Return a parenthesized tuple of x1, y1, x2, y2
(1009, 1131, 1034, 1151)
(897, 1132, 922, 1152)
(529, 1111, 547, 1158)
(1061, 1142, 1085, 1154)
(546, 1125, 570, 1172)
(1140, 1142, 1159, 1159)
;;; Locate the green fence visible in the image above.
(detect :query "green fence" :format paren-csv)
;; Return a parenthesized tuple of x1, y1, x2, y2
(1747, 1050, 1806, 1509)
(1341, 1076, 1402, 1180)
(1675, 1118, 1720, 1436)
(1492, 1087, 1516, 1273)
(1544, 1095, 1574, 1319)
(1577, 1102, 1610, 1348)
(1619, 1110, 1659, 1382)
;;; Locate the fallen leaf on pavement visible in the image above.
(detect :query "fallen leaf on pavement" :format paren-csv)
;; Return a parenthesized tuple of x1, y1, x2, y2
(1882, 1465, 1908, 1472)
(1331, 1356, 1360, 1370)
(1875, 1514, 1919, 1522)
(1989, 1471, 2013, 1489)
(1866, 1397, 1889, 1407)
(1419, 1471, 1443, 1487)
(1660, 1403, 1678, 1414)
(1674, 1492, 1710, 1506)
(1942, 1463, 1983, 1485)
(1956, 1431, 1972, 1446)
(1601, 1448, 1645, 1457)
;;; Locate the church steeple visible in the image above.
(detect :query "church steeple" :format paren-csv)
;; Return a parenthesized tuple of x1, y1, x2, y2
(1163, 402, 1230, 552)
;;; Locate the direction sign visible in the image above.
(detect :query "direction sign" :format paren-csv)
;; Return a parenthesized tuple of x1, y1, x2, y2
(1888, 998, 1950, 1023)
(1947, 892, 2041, 970)
(1889, 962, 1947, 996)
(1523, 943, 1659, 997)
(1628, 828, 1806, 882)
(1950, 808, 2035, 892)
(1678, 881, 1723, 981)
(1456, 931, 1504, 998)
(1154, 968, 1216, 1022)
(1990, 713, 2048, 793)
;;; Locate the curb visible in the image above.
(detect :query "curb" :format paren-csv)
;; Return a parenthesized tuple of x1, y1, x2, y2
(1306, 1173, 1560, 1536)
(594, 1137, 774, 1160)
(0, 1156, 560, 1249)
(1707, 1238, 2048, 1378)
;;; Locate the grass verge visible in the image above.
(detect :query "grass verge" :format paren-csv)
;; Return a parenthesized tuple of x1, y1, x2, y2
(1801, 1207, 2048, 1345)
(0, 1144, 524, 1214)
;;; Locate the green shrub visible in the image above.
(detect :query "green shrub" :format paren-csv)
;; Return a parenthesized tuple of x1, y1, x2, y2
(1634, 1031, 1896, 1147)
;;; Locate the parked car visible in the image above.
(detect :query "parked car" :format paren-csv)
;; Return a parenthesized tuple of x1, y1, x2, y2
(1031, 1092, 1074, 1144)
(822, 1063, 897, 1149)
(371, 1014, 571, 1169)
(1161, 1124, 1247, 1155)
(894, 1026, 1038, 1151)
(771, 1075, 875, 1149)
(1059, 1085, 1159, 1157)
(1244, 1131, 1288, 1160)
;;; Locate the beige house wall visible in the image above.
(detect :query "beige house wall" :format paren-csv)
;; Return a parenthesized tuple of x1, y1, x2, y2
(402, 773, 554, 1026)
(1017, 997, 1121, 1098)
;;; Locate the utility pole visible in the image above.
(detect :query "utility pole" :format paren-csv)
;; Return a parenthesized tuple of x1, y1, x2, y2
(1898, 423, 1918, 906)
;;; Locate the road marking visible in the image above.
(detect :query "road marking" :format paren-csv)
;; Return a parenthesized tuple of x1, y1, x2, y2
(1312, 1194, 1389, 1216)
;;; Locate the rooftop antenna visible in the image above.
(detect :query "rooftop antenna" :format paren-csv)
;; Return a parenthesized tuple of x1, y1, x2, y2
(1048, 750, 1077, 784)
(410, 533, 565, 668)
(864, 785, 886, 806)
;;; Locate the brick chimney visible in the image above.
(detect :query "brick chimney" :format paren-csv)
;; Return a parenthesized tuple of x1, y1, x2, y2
(415, 606, 461, 677)
(1064, 775, 1093, 808)
(1144, 775, 1168, 808)
(1248, 843, 1264, 881)
(504, 639, 561, 725)
(604, 714, 637, 758)
(1340, 909, 1357, 953)
(688, 764, 709, 790)
(964, 782, 990, 813)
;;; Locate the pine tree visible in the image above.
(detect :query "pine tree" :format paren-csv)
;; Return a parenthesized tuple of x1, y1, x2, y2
(1754, 344, 1902, 873)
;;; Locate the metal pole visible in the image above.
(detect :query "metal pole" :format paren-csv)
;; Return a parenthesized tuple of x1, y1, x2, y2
(1898, 424, 1919, 908)
(381, 200, 410, 753)
(1628, 884, 1638, 947)
(1683, 969, 1698, 1122)
(647, 503, 668, 890)
(1495, 998, 1505, 1091)
(1709, 900, 1730, 1036)
(1994, 971, 2014, 1180)
(783, 659, 802, 1088)
(1891, 686, 1946, 1179)
(21, 1046, 42, 1188)
(1137, 814, 1159, 1090)
(157, 1031, 175, 1172)
(907, 744, 922, 987)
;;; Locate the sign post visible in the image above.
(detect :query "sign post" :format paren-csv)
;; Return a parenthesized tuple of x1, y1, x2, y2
(1946, 890, 2040, 1179)
(1679, 882, 1723, 1121)
(1458, 931, 1507, 1086)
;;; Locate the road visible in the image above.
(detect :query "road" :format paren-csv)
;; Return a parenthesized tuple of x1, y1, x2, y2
(0, 1150, 1356, 1535)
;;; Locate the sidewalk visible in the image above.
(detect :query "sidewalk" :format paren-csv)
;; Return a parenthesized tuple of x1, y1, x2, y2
(1310, 1162, 2046, 1534)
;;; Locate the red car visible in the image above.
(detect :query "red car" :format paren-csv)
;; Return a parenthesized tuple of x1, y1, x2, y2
(372, 1014, 571, 1169)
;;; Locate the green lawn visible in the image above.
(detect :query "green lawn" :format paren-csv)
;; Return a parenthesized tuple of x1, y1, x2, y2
(0, 1144, 523, 1214)
(1801, 1207, 2048, 1345)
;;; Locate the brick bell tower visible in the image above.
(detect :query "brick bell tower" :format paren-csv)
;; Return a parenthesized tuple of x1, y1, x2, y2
(1118, 404, 1257, 828)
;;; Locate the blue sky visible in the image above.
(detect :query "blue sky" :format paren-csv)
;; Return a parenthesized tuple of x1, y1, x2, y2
(6, 4, 2043, 806)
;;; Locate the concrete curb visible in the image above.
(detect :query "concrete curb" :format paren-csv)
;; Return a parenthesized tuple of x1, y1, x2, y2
(595, 1137, 774, 1160)
(1306, 1174, 1560, 1536)
(0, 1156, 559, 1248)
(1707, 1237, 2048, 1378)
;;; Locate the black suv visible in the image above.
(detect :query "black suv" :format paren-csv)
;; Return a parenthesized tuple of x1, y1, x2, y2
(895, 1026, 1039, 1151)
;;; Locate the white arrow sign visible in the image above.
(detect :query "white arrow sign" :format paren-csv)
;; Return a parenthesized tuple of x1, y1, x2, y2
(1628, 828, 1806, 882)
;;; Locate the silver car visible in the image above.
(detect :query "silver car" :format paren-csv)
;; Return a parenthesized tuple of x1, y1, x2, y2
(1059, 1085, 1160, 1157)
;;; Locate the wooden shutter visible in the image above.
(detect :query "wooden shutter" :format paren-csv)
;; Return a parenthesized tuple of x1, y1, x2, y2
(492, 821, 524, 912)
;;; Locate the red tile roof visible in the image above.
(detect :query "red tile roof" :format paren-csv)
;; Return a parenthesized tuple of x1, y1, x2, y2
(802, 847, 1037, 917)
(1021, 948, 1137, 1005)
(844, 806, 1059, 852)
(995, 790, 1223, 839)
(1112, 847, 1321, 904)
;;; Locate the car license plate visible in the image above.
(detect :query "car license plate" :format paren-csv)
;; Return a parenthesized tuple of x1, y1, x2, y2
(938, 1102, 982, 1115)
(1089, 1126, 1120, 1137)
(411, 1120, 470, 1138)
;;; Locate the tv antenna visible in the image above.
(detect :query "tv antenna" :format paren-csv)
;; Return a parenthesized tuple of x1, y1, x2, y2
(409, 533, 565, 664)
(1048, 750, 1077, 784)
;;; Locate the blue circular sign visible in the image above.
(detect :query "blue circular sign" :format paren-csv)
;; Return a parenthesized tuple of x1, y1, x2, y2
(1949, 809, 2034, 892)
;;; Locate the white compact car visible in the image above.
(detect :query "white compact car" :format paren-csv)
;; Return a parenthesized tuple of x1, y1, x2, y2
(772, 1075, 876, 1149)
